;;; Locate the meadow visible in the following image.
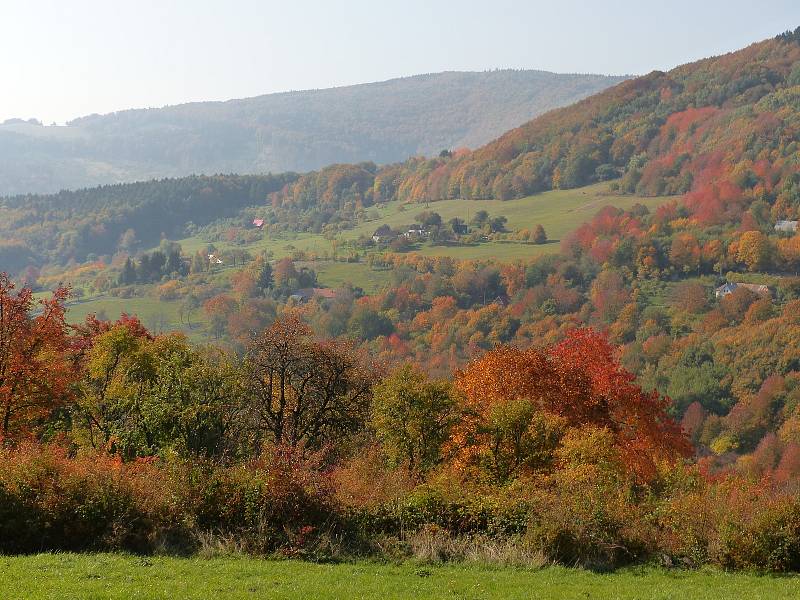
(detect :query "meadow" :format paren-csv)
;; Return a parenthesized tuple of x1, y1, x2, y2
(57, 183, 671, 332)
(177, 181, 671, 262)
(1, 554, 797, 600)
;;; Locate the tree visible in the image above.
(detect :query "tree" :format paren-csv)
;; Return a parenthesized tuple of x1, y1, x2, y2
(415, 211, 442, 228)
(244, 314, 375, 451)
(590, 270, 630, 323)
(532, 224, 547, 244)
(669, 233, 702, 273)
(452, 329, 690, 482)
(255, 260, 274, 292)
(78, 325, 244, 458)
(348, 305, 394, 340)
(448, 217, 467, 235)
(117, 228, 138, 253)
(0, 274, 73, 440)
(489, 215, 508, 233)
(371, 365, 459, 478)
(203, 295, 238, 339)
(273, 258, 299, 288)
(735, 231, 773, 272)
(165, 249, 186, 276)
(777, 235, 800, 273)
(119, 258, 136, 286)
(471, 210, 490, 228)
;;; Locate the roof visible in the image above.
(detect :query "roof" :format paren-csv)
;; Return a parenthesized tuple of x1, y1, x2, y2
(253, 218, 265, 227)
(294, 288, 337, 300)
(312, 288, 338, 299)
(716, 282, 770, 295)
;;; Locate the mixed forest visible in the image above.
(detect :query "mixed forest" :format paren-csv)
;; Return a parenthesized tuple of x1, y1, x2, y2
(3, 28, 800, 572)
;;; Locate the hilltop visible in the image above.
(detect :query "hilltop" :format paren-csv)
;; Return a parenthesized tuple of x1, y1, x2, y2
(0, 70, 626, 196)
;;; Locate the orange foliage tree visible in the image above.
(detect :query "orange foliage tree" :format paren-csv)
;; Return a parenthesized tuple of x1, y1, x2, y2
(0, 274, 74, 440)
(452, 328, 690, 481)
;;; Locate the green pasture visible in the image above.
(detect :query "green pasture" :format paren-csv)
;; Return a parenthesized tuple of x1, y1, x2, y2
(0, 553, 796, 600)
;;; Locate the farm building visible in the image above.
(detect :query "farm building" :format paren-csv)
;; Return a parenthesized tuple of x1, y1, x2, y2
(289, 288, 338, 303)
(253, 218, 265, 228)
(774, 220, 798, 233)
(715, 282, 770, 299)
(372, 224, 396, 243)
(404, 225, 430, 238)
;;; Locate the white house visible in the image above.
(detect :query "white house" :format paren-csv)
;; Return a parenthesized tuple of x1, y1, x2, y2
(404, 225, 429, 238)
(715, 282, 770, 299)
(775, 220, 798, 233)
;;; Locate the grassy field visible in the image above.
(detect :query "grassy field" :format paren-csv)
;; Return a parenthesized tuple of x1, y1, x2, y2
(175, 182, 674, 263)
(0, 554, 797, 600)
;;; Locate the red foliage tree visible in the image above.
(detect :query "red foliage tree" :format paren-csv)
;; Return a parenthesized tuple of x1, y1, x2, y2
(0, 274, 74, 440)
(453, 328, 690, 481)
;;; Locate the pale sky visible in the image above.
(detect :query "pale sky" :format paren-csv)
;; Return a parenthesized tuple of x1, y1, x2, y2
(1, 0, 799, 124)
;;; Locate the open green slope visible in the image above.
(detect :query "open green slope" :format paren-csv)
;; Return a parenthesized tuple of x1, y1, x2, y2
(177, 181, 672, 261)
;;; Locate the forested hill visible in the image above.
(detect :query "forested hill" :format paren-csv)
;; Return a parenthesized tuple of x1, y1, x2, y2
(0, 70, 626, 196)
(383, 27, 800, 218)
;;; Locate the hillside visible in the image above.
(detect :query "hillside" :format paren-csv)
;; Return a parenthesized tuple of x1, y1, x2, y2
(0, 70, 626, 196)
(388, 28, 800, 215)
(6, 27, 800, 576)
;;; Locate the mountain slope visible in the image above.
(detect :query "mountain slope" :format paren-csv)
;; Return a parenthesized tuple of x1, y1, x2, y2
(387, 28, 800, 222)
(0, 70, 626, 196)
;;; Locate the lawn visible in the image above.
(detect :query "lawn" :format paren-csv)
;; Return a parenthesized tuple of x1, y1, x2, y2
(0, 554, 796, 600)
(301, 260, 393, 294)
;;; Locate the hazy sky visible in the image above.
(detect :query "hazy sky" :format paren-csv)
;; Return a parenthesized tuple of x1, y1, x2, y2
(2, 0, 799, 124)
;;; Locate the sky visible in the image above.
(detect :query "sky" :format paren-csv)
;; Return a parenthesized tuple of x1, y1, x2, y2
(1, 0, 800, 124)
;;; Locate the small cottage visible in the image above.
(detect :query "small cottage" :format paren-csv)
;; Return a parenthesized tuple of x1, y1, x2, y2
(404, 225, 429, 238)
(715, 282, 770, 299)
(775, 220, 798, 233)
(290, 288, 338, 304)
(372, 224, 395, 243)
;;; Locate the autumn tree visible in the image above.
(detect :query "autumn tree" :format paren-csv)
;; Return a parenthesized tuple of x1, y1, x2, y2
(532, 224, 547, 244)
(371, 364, 460, 479)
(671, 281, 709, 314)
(735, 231, 773, 272)
(204, 294, 238, 339)
(669, 233, 702, 273)
(777, 235, 800, 273)
(453, 329, 690, 482)
(0, 274, 73, 440)
(244, 314, 376, 451)
(590, 270, 630, 323)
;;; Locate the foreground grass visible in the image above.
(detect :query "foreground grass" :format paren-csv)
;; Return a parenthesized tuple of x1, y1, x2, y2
(1, 554, 797, 600)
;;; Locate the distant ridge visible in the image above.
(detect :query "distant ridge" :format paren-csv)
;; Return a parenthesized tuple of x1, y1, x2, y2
(0, 70, 627, 196)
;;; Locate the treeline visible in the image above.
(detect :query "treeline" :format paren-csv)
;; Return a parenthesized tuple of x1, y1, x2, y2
(4, 276, 800, 571)
(0, 173, 297, 270)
